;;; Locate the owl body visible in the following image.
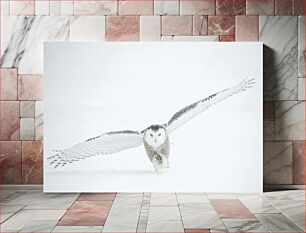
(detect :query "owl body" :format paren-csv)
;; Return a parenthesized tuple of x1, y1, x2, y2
(143, 125, 170, 171)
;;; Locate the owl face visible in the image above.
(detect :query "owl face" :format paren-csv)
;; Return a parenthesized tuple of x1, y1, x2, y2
(144, 125, 167, 148)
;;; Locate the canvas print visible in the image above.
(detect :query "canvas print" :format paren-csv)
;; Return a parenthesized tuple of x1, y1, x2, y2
(44, 42, 263, 193)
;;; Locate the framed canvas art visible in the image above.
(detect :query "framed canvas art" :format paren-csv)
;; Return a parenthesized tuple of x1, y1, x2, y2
(44, 42, 263, 192)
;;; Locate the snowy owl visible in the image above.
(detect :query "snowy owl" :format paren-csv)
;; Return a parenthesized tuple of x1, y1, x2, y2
(48, 78, 255, 171)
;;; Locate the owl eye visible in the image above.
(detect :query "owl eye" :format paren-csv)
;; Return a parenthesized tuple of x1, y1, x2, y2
(150, 134, 153, 137)
(158, 133, 161, 136)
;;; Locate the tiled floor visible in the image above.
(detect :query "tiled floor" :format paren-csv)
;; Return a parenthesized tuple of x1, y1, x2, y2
(0, 189, 304, 232)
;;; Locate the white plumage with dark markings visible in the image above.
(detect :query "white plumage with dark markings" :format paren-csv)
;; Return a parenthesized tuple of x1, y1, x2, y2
(48, 78, 255, 171)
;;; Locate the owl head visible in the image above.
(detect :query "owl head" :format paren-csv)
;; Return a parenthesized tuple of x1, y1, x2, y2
(144, 124, 167, 148)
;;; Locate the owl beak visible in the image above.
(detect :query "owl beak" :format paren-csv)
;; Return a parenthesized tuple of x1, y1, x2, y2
(155, 139, 157, 143)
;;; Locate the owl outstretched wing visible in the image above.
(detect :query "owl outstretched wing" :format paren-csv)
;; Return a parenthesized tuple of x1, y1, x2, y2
(166, 78, 255, 134)
(48, 130, 144, 168)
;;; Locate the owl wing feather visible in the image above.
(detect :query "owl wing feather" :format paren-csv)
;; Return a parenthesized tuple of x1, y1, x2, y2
(48, 130, 143, 168)
(166, 78, 255, 134)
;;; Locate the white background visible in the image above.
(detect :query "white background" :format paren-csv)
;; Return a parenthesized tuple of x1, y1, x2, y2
(44, 42, 263, 192)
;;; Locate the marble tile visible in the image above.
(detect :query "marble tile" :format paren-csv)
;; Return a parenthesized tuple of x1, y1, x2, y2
(0, 209, 66, 232)
(180, 0, 215, 15)
(154, 0, 179, 15)
(147, 220, 184, 232)
(49, 1, 61, 16)
(223, 219, 268, 232)
(18, 75, 43, 100)
(293, 140, 305, 184)
(116, 192, 143, 198)
(246, 0, 274, 15)
(263, 101, 275, 120)
(35, 1, 50, 15)
(150, 193, 178, 206)
(7, 191, 79, 209)
(52, 226, 104, 232)
(74, 1, 117, 15)
(176, 193, 210, 204)
(20, 118, 35, 140)
(70, 16, 105, 41)
(1, 16, 70, 74)
(293, 0, 305, 15)
(275, 101, 305, 140)
(20, 101, 35, 118)
(106, 16, 139, 41)
(77, 193, 116, 201)
(193, 16, 208, 36)
(184, 229, 210, 233)
(0, 68, 17, 100)
(1, 0, 10, 15)
(298, 78, 306, 100)
(162, 36, 218, 41)
(1, 191, 26, 203)
(59, 201, 113, 226)
(35, 101, 43, 140)
(216, 0, 246, 15)
(102, 205, 141, 232)
(298, 79, 305, 100)
(206, 193, 236, 199)
(61, 1, 74, 16)
(263, 190, 305, 201)
(20, 220, 58, 232)
(208, 16, 235, 35)
(180, 204, 223, 229)
(219, 35, 235, 41)
(210, 199, 256, 219)
(275, 0, 293, 15)
(148, 206, 181, 221)
(263, 120, 275, 141)
(260, 16, 298, 100)
(162, 16, 192, 36)
(0, 101, 20, 140)
(140, 16, 160, 41)
(119, 0, 153, 15)
(238, 196, 279, 213)
(10, 1, 35, 15)
(263, 141, 293, 184)
(268, 200, 305, 230)
(22, 141, 43, 184)
(298, 16, 305, 78)
(1, 204, 24, 223)
(256, 213, 303, 232)
(235, 15, 258, 41)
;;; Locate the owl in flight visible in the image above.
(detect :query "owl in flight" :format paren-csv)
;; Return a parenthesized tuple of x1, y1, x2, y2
(48, 78, 255, 171)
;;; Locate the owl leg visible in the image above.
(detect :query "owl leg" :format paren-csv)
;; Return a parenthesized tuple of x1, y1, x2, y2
(152, 156, 160, 172)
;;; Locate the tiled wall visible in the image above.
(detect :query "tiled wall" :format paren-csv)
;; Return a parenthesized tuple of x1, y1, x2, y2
(0, 0, 305, 185)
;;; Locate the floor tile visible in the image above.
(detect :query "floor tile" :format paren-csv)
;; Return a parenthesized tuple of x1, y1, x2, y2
(58, 201, 113, 226)
(184, 229, 210, 233)
(256, 214, 303, 232)
(262, 190, 305, 201)
(150, 193, 178, 206)
(206, 193, 236, 199)
(223, 219, 268, 232)
(0, 209, 66, 232)
(20, 220, 58, 232)
(210, 199, 256, 219)
(77, 193, 116, 201)
(146, 220, 184, 232)
(1, 204, 25, 223)
(148, 206, 181, 221)
(7, 191, 79, 210)
(102, 206, 140, 232)
(268, 200, 305, 230)
(180, 204, 222, 229)
(52, 226, 103, 232)
(177, 193, 210, 204)
(238, 196, 279, 213)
